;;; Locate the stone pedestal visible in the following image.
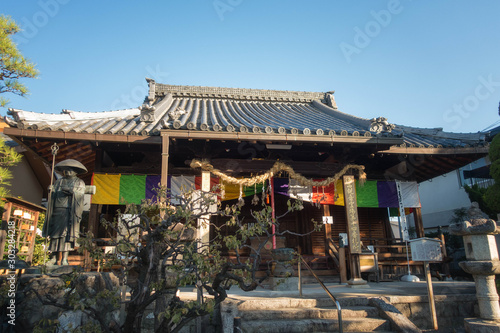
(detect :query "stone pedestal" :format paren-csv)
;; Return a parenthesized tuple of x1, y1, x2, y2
(459, 262, 500, 320)
(347, 277, 370, 288)
(474, 275, 500, 320)
(46, 265, 83, 275)
(464, 318, 500, 333)
(449, 209, 500, 330)
(271, 247, 295, 278)
(269, 277, 299, 291)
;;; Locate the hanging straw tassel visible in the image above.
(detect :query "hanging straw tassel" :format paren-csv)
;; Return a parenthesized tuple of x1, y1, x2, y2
(252, 183, 259, 205)
(221, 183, 226, 200)
(359, 169, 367, 186)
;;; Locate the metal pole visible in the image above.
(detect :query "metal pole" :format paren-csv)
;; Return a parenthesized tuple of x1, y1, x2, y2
(270, 177, 276, 249)
(44, 143, 59, 265)
(300, 256, 343, 333)
(405, 240, 411, 275)
(196, 279, 202, 333)
(298, 254, 302, 297)
(233, 317, 242, 333)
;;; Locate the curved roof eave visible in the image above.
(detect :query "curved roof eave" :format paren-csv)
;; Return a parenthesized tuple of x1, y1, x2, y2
(3, 83, 488, 150)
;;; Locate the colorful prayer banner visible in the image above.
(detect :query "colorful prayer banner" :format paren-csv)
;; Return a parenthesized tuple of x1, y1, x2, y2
(281, 178, 420, 208)
(92, 174, 162, 205)
(91, 173, 421, 208)
(92, 174, 216, 205)
(220, 180, 263, 201)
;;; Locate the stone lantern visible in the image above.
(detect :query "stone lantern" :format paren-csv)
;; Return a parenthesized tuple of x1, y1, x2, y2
(449, 203, 500, 331)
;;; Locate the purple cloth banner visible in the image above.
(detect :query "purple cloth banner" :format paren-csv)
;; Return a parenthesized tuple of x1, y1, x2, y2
(145, 175, 162, 202)
(376, 181, 399, 207)
(273, 178, 289, 196)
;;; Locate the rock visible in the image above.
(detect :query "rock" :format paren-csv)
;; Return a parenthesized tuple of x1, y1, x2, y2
(74, 272, 120, 297)
(4, 272, 121, 332)
(16, 275, 66, 332)
(58, 310, 85, 332)
(369, 296, 422, 333)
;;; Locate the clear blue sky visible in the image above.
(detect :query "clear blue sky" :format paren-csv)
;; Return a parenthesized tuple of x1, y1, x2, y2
(2, 1, 500, 133)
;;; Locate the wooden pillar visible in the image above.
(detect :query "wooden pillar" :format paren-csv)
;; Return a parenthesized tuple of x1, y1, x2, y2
(198, 171, 211, 249)
(323, 204, 332, 247)
(88, 148, 103, 236)
(413, 207, 425, 238)
(439, 230, 450, 276)
(161, 134, 170, 187)
(343, 175, 367, 286)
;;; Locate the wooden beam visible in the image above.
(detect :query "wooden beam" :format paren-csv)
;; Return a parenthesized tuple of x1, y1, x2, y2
(378, 145, 489, 155)
(4, 127, 162, 144)
(161, 129, 403, 146)
(4, 127, 403, 146)
(413, 208, 425, 238)
(198, 171, 211, 250)
(208, 158, 354, 177)
(161, 134, 169, 187)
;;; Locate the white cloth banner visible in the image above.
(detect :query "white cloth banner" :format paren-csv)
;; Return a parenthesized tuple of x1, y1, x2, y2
(400, 181, 421, 208)
(288, 179, 312, 202)
(171, 175, 196, 204)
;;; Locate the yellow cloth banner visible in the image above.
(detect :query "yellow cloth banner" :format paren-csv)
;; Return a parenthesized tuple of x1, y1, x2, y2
(92, 174, 121, 205)
(334, 179, 344, 206)
(221, 181, 242, 201)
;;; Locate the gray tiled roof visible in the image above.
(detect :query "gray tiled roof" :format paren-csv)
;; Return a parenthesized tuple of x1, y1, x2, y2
(5, 82, 487, 148)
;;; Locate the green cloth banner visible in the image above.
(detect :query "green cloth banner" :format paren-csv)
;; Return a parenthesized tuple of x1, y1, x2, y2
(356, 180, 379, 208)
(119, 174, 147, 204)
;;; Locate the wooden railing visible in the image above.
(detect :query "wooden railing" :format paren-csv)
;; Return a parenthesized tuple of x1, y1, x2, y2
(326, 238, 340, 267)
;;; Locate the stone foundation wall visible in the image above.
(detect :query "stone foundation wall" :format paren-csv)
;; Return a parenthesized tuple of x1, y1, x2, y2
(387, 294, 478, 331)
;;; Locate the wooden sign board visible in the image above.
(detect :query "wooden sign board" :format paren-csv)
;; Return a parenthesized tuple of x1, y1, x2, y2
(409, 238, 443, 262)
(343, 175, 362, 254)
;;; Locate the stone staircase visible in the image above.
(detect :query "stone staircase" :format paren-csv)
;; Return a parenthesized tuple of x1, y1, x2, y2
(222, 296, 396, 333)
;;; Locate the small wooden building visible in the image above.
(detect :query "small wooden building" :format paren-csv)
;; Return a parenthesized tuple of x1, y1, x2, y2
(0, 197, 45, 264)
(4, 80, 490, 278)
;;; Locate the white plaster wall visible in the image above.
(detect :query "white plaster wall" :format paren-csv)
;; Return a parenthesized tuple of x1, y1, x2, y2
(7, 158, 43, 205)
(419, 170, 471, 229)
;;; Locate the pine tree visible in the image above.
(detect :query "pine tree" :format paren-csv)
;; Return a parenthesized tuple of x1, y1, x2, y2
(484, 133, 500, 214)
(0, 137, 21, 199)
(0, 15, 39, 107)
(0, 15, 36, 201)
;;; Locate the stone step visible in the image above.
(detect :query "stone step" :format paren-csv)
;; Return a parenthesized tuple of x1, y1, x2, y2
(240, 317, 392, 333)
(235, 296, 370, 311)
(240, 305, 379, 321)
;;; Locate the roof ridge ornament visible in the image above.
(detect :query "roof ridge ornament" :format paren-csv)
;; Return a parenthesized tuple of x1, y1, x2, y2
(154, 84, 325, 102)
(369, 117, 396, 133)
(139, 78, 157, 119)
(325, 91, 338, 110)
(168, 107, 186, 121)
(140, 78, 175, 123)
(145, 77, 156, 103)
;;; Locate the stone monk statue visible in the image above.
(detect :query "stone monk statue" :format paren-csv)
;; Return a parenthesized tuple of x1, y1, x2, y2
(43, 159, 87, 266)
